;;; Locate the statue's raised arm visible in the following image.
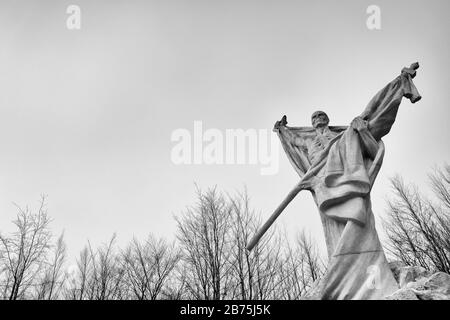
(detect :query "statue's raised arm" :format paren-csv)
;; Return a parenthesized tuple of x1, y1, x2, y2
(360, 62, 421, 141)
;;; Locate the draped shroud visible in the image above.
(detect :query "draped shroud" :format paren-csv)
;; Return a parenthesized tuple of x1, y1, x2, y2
(274, 67, 421, 299)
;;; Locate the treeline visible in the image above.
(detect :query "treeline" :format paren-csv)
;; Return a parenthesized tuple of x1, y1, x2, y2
(1, 164, 448, 300)
(0, 189, 323, 300)
(383, 164, 450, 273)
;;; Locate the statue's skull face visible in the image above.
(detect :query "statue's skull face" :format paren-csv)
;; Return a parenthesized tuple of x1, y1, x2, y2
(311, 111, 329, 128)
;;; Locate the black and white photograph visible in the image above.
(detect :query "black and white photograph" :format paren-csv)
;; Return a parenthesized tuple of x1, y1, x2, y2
(0, 0, 449, 315)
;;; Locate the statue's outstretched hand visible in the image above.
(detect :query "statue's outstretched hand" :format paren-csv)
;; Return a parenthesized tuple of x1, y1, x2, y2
(273, 115, 288, 132)
(401, 62, 419, 79)
(351, 116, 368, 132)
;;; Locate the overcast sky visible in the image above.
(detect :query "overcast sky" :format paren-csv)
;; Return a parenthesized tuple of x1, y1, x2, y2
(1, 0, 449, 260)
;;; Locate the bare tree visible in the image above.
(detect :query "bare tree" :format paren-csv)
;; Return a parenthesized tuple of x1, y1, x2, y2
(163, 262, 188, 300)
(64, 246, 92, 300)
(175, 187, 234, 300)
(65, 234, 125, 300)
(34, 232, 67, 299)
(383, 167, 450, 273)
(429, 164, 450, 209)
(295, 231, 324, 286)
(227, 190, 288, 300)
(0, 196, 52, 300)
(275, 230, 324, 299)
(88, 234, 125, 300)
(174, 187, 325, 300)
(121, 235, 181, 300)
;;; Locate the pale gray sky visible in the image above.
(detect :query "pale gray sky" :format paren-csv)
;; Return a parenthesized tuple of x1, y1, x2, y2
(0, 0, 449, 259)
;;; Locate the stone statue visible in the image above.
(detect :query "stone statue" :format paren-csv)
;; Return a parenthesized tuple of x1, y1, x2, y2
(247, 62, 422, 299)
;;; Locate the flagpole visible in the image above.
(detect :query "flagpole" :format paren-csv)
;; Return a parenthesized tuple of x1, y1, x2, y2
(246, 181, 304, 251)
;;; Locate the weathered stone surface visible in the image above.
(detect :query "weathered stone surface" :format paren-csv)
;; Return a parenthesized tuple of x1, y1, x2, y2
(412, 289, 449, 300)
(385, 288, 419, 300)
(398, 266, 431, 288)
(383, 266, 450, 300)
(405, 276, 427, 290)
(306, 267, 450, 300)
(422, 272, 450, 294)
(388, 260, 406, 283)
